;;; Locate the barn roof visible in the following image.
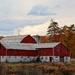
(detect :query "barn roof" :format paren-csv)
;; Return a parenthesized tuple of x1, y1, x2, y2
(0, 35, 36, 50)
(34, 42, 60, 48)
(0, 42, 60, 50)
(0, 35, 29, 43)
(1, 42, 36, 50)
(0, 35, 60, 50)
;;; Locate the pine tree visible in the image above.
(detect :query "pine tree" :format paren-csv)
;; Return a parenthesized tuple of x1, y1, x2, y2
(47, 19, 59, 35)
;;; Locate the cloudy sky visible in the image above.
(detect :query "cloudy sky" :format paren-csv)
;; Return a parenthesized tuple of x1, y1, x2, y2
(0, 0, 75, 36)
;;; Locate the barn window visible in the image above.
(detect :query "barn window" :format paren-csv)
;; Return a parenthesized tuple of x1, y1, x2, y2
(56, 56, 58, 58)
(66, 57, 68, 60)
(45, 57, 47, 60)
(21, 56, 23, 58)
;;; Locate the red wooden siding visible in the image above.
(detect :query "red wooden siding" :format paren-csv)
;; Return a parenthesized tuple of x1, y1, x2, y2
(38, 48, 53, 56)
(54, 43, 70, 56)
(0, 44, 6, 56)
(7, 49, 38, 56)
(0, 41, 70, 57)
(0, 44, 38, 56)
(37, 43, 70, 56)
(21, 35, 37, 43)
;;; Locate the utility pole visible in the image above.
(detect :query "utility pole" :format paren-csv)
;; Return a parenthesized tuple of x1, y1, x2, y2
(18, 29, 20, 36)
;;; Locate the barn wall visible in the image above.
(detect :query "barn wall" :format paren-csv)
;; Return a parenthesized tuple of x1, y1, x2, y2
(38, 48, 53, 56)
(7, 49, 38, 56)
(64, 56, 70, 62)
(0, 44, 38, 62)
(39, 56, 60, 62)
(54, 43, 70, 56)
(53, 56, 60, 62)
(21, 35, 37, 43)
(0, 48, 38, 62)
(54, 43, 70, 62)
(0, 44, 6, 56)
(0, 44, 7, 62)
(1, 56, 38, 62)
(1, 56, 6, 62)
(38, 48, 54, 62)
(40, 56, 53, 62)
(38, 43, 70, 62)
(39, 56, 70, 62)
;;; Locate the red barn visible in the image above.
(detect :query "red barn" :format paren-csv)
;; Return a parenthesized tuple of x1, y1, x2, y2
(35, 43, 70, 62)
(0, 35, 38, 62)
(0, 35, 70, 62)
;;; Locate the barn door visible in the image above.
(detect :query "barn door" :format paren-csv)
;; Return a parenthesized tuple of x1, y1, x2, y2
(60, 56, 64, 62)
(49, 57, 52, 62)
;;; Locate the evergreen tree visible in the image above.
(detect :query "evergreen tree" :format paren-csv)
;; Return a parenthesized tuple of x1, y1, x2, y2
(47, 19, 59, 35)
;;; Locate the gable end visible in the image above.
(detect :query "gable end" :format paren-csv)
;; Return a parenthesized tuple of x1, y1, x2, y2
(21, 35, 37, 43)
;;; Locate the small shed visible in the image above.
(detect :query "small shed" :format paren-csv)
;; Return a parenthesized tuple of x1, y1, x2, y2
(35, 42, 70, 62)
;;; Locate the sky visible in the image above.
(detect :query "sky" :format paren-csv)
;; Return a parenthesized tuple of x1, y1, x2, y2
(0, 0, 75, 36)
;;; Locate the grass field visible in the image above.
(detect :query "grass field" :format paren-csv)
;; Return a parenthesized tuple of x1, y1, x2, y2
(0, 60, 75, 75)
(71, 58, 75, 62)
(0, 59, 75, 75)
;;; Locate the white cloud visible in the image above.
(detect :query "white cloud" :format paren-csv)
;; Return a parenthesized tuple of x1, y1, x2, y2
(56, 17, 75, 27)
(13, 21, 50, 36)
(13, 16, 75, 36)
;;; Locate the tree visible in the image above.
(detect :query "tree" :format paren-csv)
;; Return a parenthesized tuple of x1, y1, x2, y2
(47, 19, 59, 35)
(69, 24, 75, 32)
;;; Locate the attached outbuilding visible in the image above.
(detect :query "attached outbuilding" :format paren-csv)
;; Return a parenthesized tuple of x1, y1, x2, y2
(35, 43, 70, 62)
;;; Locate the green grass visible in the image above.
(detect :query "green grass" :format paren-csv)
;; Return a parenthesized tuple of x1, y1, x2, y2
(71, 58, 75, 63)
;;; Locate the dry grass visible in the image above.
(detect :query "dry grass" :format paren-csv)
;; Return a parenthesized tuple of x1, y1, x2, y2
(0, 62, 75, 75)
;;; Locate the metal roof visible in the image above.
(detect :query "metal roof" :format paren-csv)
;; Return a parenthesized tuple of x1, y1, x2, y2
(0, 35, 60, 50)
(0, 35, 36, 50)
(1, 35, 28, 43)
(34, 42, 60, 48)
(1, 42, 36, 50)
(1, 42, 60, 50)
